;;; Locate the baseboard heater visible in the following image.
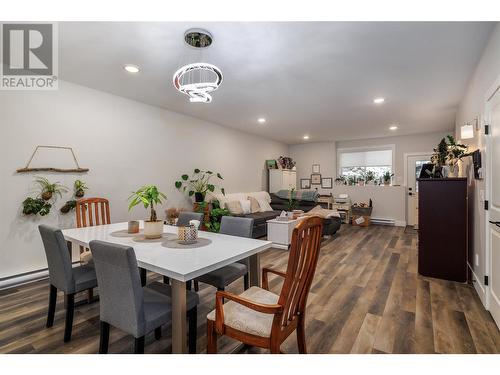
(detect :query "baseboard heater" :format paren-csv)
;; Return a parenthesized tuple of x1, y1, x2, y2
(0, 261, 80, 290)
(370, 217, 395, 226)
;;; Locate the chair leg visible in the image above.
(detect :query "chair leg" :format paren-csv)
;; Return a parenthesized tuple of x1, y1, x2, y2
(206, 319, 217, 354)
(64, 293, 75, 343)
(270, 340, 281, 354)
(194, 280, 199, 292)
(187, 280, 192, 291)
(297, 317, 307, 354)
(99, 321, 110, 354)
(87, 288, 94, 303)
(155, 327, 162, 340)
(134, 336, 145, 354)
(46, 284, 57, 328)
(163, 276, 170, 284)
(139, 268, 147, 287)
(188, 306, 198, 354)
(243, 273, 249, 290)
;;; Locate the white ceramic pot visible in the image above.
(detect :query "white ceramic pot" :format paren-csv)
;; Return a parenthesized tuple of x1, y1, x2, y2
(144, 220, 163, 239)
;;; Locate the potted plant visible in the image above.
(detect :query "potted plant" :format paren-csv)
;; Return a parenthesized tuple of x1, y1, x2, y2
(286, 188, 298, 213)
(204, 201, 231, 233)
(446, 135, 469, 177)
(74, 180, 88, 198)
(35, 177, 68, 201)
(431, 138, 448, 178)
(335, 176, 346, 186)
(175, 169, 225, 202)
(347, 176, 357, 186)
(383, 171, 394, 186)
(22, 197, 52, 216)
(60, 199, 77, 214)
(357, 178, 365, 186)
(365, 171, 376, 185)
(128, 185, 167, 239)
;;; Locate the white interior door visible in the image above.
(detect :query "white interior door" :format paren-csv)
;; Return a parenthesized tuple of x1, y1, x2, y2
(487, 86, 500, 327)
(406, 154, 432, 228)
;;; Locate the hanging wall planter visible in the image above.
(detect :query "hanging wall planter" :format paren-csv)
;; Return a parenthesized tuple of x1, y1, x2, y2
(22, 197, 52, 216)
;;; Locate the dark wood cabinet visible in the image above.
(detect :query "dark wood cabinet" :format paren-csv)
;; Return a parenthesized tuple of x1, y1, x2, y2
(417, 178, 468, 282)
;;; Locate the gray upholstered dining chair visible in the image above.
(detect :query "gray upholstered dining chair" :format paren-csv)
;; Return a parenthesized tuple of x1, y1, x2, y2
(89, 240, 199, 354)
(193, 216, 254, 292)
(177, 211, 204, 226)
(38, 225, 98, 343)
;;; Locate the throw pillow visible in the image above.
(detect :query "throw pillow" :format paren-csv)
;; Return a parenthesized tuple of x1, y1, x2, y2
(248, 196, 260, 213)
(226, 200, 244, 215)
(258, 199, 274, 212)
(239, 199, 251, 215)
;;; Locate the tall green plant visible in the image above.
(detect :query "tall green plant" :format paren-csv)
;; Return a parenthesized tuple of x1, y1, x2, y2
(175, 169, 225, 198)
(128, 185, 166, 222)
(286, 188, 298, 211)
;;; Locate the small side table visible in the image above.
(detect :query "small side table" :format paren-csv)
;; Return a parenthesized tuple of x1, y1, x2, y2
(267, 218, 301, 249)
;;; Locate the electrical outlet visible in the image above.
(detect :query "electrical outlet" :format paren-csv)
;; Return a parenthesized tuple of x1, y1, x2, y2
(475, 253, 479, 267)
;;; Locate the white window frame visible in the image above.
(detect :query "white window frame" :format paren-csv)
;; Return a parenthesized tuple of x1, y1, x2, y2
(336, 144, 396, 178)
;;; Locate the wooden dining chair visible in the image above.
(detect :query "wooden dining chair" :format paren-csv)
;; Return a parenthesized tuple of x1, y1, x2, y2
(76, 197, 111, 228)
(75, 197, 111, 299)
(206, 216, 323, 354)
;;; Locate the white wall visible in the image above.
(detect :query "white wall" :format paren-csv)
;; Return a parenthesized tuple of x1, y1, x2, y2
(455, 24, 500, 303)
(289, 142, 336, 195)
(336, 131, 451, 185)
(289, 132, 450, 225)
(0, 80, 288, 281)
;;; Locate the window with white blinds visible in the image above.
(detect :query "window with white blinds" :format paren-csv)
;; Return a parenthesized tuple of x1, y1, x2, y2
(338, 147, 393, 181)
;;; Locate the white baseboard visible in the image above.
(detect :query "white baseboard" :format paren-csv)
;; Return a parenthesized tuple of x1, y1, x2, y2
(0, 269, 49, 290)
(395, 220, 406, 227)
(468, 263, 487, 306)
(0, 261, 80, 291)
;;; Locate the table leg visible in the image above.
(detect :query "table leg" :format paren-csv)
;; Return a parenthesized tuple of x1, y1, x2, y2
(249, 253, 261, 287)
(171, 279, 187, 354)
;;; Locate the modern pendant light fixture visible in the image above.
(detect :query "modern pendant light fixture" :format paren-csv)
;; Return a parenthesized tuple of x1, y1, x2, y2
(173, 29, 223, 103)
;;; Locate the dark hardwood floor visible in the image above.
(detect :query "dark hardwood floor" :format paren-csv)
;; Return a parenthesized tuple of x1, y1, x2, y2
(0, 224, 499, 354)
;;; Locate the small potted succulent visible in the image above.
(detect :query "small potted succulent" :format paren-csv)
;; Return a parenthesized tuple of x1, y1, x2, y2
(60, 199, 77, 214)
(128, 185, 166, 239)
(35, 177, 68, 201)
(74, 180, 88, 198)
(383, 171, 394, 186)
(175, 169, 225, 202)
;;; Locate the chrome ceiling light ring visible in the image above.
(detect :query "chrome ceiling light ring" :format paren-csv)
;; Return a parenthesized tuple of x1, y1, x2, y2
(184, 28, 213, 49)
(173, 62, 223, 103)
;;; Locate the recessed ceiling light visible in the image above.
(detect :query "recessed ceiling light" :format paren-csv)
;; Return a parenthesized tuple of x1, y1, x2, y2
(389, 125, 398, 130)
(257, 118, 266, 124)
(124, 64, 140, 73)
(373, 97, 385, 104)
(303, 135, 310, 140)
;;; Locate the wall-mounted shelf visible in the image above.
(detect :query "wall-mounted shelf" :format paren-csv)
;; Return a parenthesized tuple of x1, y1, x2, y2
(16, 145, 89, 173)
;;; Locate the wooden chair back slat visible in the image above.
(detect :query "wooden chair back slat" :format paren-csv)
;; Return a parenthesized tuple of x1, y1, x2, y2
(75, 198, 111, 228)
(275, 216, 323, 330)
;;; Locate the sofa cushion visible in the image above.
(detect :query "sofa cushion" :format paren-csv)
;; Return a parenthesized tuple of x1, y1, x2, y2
(248, 196, 260, 213)
(226, 201, 243, 215)
(242, 211, 280, 225)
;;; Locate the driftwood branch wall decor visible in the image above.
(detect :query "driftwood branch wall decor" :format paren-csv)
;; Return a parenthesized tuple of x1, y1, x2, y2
(16, 145, 89, 173)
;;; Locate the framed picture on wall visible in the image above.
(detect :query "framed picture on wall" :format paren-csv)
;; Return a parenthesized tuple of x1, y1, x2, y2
(300, 178, 311, 189)
(266, 159, 277, 169)
(311, 173, 321, 185)
(321, 177, 333, 189)
(312, 164, 320, 173)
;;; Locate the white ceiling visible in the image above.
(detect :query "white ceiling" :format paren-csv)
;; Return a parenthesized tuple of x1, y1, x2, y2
(59, 22, 495, 144)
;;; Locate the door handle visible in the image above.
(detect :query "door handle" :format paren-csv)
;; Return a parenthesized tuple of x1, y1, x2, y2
(489, 220, 500, 227)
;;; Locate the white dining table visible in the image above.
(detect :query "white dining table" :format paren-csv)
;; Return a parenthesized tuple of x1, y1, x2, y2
(61, 221, 272, 353)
